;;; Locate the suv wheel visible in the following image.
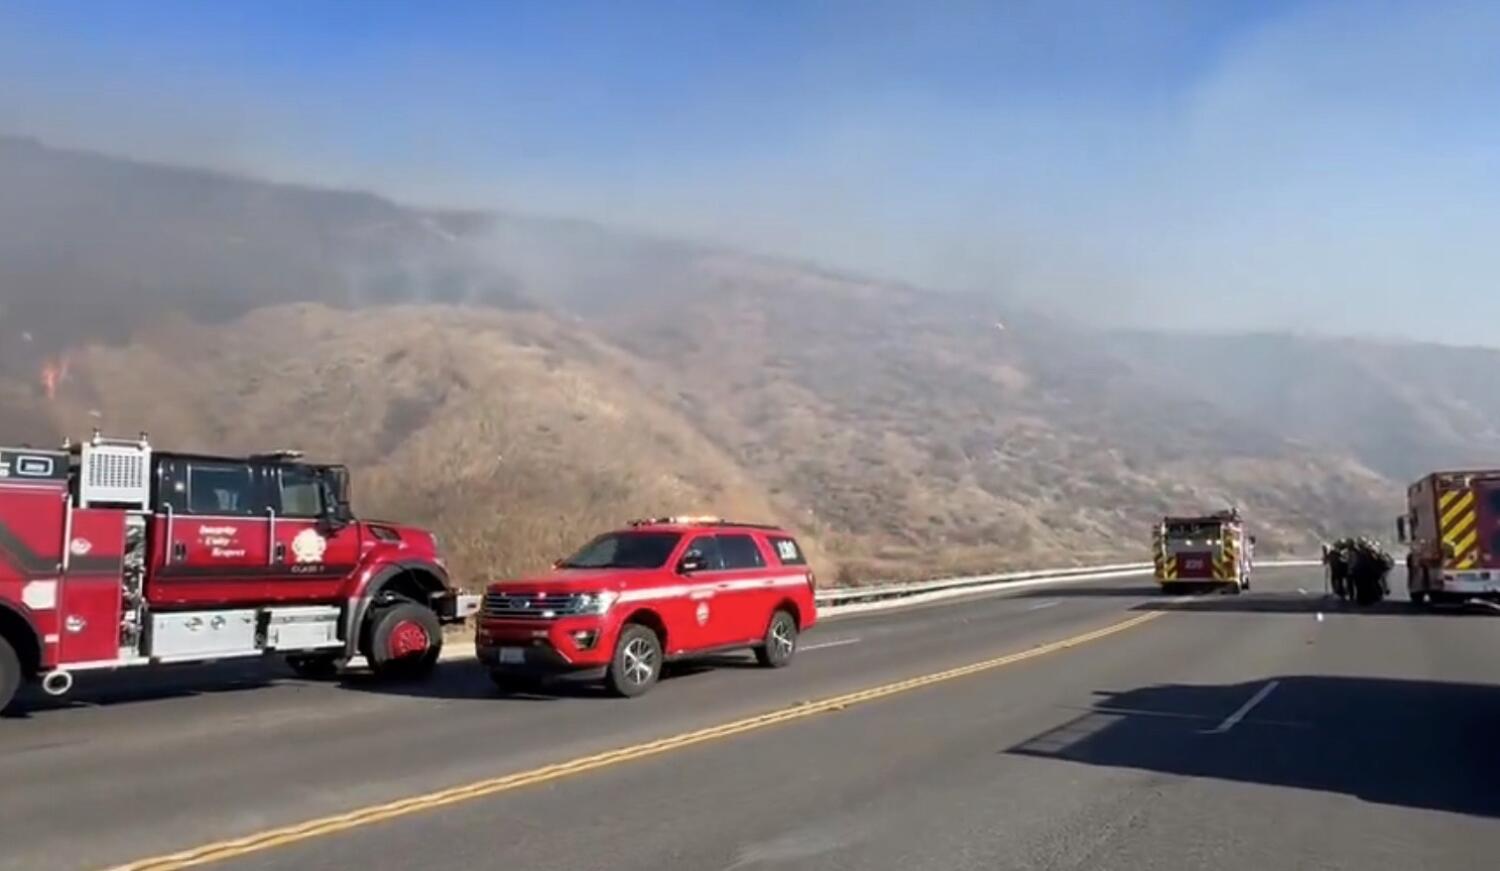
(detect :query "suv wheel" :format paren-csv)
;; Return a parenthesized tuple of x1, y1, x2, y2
(755, 610, 798, 668)
(367, 601, 442, 680)
(606, 625, 661, 698)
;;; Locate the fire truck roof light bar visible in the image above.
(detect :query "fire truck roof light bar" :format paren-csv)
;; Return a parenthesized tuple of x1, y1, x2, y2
(250, 449, 306, 462)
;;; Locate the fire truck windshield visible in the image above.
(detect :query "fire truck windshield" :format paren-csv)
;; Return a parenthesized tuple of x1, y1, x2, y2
(560, 532, 683, 570)
(1165, 521, 1221, 540)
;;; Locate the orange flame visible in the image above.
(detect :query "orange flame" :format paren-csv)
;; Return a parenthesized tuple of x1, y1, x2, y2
(40, 355, 70, 400)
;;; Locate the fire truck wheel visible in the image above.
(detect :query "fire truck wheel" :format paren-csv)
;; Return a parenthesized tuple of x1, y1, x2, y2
(285, 654, 342, 680)
(367, 602, 442, 680)
(755, 610, 799, 668)
(606, 624, 661, 698)
(0, 636, 19, 714)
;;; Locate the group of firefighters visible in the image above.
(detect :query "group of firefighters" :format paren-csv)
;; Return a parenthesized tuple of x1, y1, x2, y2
(1321, 536, 1395, 606)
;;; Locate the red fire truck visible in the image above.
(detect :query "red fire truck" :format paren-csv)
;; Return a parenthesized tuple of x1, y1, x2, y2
(0, 433, 478, 712)
(1399, 469, 1500, 604)
(1152, 509, 1254, 594)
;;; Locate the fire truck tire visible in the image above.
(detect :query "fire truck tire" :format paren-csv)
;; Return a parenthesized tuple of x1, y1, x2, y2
(285, 654, 342, 680)
(0, 635, 19, 714)
(367, 602, 442, 680)
(606, 624, 662, 698)
(755, 610, 799, 668)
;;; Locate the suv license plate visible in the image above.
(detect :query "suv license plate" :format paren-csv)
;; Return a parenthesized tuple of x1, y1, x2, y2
(497, 647, 526, 664)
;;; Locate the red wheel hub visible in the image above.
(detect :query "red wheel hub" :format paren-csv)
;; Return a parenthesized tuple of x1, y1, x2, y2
(388, 620, 430, 659)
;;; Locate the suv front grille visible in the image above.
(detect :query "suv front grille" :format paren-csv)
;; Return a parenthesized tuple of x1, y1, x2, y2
(483, 591, 589, 619)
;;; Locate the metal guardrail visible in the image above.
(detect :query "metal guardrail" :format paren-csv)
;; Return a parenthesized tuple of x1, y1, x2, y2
(815, 558, 1323, 610)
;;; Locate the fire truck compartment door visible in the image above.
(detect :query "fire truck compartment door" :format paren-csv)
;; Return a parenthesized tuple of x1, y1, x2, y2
(150, 609, 258, 658)
(58, 509, 127, 665)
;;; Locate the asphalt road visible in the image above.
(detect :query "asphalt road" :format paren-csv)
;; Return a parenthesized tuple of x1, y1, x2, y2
(5, 566, 1499, 870)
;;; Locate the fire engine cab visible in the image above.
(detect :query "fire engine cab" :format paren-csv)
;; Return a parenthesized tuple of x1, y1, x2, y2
(477, 517, 818, 697)
(0, 433, 478, 713)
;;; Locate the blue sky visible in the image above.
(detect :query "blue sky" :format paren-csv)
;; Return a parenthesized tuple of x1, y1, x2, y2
(2, 1, 1498, 343)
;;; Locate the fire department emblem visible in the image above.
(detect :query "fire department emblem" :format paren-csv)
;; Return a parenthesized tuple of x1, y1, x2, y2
(695, 602, 710, 626)
(69, 538, 93, 557)
(291, 529, 328, 564)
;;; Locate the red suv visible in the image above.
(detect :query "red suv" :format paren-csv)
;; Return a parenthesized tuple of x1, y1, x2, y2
(476, 518, 818, 696)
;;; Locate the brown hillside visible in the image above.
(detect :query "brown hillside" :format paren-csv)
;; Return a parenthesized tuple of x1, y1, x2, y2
(17, 304, 794, 588)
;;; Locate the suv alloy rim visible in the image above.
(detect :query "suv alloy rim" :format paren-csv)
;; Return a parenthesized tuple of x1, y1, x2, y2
(771, 619, 795, 658)
(623, 636, 657, 685)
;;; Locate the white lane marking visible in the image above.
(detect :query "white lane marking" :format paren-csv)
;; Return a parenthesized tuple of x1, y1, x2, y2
(801, 637, 862, 652)
(1206, 680, 1281, 735)
(1027, 600, 1061, 612)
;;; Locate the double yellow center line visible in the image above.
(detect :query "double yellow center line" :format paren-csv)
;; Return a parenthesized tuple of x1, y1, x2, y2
(111, 609, 1165, 870)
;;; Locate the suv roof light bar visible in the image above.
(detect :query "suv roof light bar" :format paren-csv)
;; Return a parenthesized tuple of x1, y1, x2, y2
(626, 516, 785, 530)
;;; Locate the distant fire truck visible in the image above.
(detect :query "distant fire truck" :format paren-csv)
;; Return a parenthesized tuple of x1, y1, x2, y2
(1399, 470, 1500, 604)
(0, 433, 478, 712)
(1152, 509, 1254, 594)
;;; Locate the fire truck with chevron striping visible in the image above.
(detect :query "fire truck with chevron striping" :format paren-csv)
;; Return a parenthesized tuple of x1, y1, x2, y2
(0, 432, 478, 713)
(1152, 508, 1254, 594)
(1399, 470, 1500, 604)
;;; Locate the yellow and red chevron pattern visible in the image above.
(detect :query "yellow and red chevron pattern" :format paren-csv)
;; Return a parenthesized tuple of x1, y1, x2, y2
(1216, 534, 1239, 581)
(1152, 526, 1178, 580)
(1440, 488, 1481, 569)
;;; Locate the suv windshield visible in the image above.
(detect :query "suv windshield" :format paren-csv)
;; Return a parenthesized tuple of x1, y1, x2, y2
(560, 532, 682, 570)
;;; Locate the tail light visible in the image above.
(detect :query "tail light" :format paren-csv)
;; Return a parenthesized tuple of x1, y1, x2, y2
(806, 569, 817, 590)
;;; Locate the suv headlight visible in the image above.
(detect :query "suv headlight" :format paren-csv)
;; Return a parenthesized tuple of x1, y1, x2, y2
(574, 591, 619, 615)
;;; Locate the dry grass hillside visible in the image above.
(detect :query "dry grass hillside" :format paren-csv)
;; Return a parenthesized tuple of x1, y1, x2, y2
(528, 253, 1397, 577)
(16, 304, 793, 586)
(0, 137, 1470, 587)
(1101, 331, 1500, 482)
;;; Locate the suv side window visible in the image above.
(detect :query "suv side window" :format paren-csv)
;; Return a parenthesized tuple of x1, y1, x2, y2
(717, 534, 766, 570)
(186, 462, 261, 516)
(277, 465, 325, 518)
(683, 535, 725, 572)
(767, 536, 807, 566)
